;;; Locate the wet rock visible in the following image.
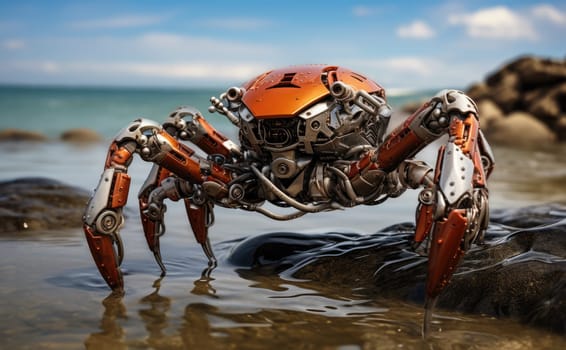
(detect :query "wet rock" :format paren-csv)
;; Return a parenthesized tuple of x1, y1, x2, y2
(60, 128, 102, 143)
(229, 204, 566, 334)
(0, 129, 48, 142)
(0, 177, 90, 233)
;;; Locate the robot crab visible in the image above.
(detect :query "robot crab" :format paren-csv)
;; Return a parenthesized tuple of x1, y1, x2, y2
(83, 64, 494, 327)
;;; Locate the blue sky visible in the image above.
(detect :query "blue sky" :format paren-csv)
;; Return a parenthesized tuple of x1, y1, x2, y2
(0, 0, 565, 90)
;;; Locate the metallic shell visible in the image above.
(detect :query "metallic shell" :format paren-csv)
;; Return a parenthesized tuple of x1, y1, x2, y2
(241, 65, 383, 119)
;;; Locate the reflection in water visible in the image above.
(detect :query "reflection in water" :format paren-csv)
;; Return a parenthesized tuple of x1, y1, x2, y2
(82, 204, 566, 349)
(82, 266, 565, 350)
(489, 144, 566, 207)
(3, 128, 566, 349)
(191, 275, 217, 296)
(73, 143, 566, 349)
(84, 293, 127, 350)
(138, 278, 171, 349)
(85, 276, 220, 349)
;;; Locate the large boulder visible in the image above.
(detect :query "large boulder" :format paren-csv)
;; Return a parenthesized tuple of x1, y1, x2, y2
(229, 204, 566, 334)
(488, 111, 557, 147)
(505, 56, 566, 88)
(0, 177, 90, 233)
(467, 56, 566, 144)
(476, 99, 504, 128)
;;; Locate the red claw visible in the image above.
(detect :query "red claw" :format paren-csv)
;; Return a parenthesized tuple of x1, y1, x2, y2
(140, 204, 167, 276)
(185, 200, 208, 245)
(426, 209, 467, 298)
(140, 210, 161, 256)
(84, 224, 124, 293)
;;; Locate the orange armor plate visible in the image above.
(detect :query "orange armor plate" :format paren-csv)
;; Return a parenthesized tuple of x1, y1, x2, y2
(242, 65, 384, 119)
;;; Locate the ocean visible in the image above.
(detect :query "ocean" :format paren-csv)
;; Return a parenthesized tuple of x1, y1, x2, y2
(0, 84, 436, 140)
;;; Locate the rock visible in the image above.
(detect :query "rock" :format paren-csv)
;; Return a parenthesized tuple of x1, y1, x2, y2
(466, 55, 566, 145)
(60, 128, 102, 143)
(510, 56, 566, 88)
(477, 99, 504, 128)
(466, 82, 491, 102)
(0, 129, 48, 142)
(229, 204, 566, 334)
(0, 177, 90, 233)
(488, 112, 557, 147)
(526, 83, 566, 123)
(557, 116, 566, 141)
(486, 56, 566, 89)
(488, 72, 521, 113)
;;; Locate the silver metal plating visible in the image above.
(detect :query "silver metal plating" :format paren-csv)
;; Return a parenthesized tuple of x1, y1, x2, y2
(84, 168, 117, 226)
(438, 143, 474, 204)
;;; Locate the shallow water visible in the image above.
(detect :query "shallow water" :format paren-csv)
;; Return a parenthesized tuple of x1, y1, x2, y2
(1, 139, 566, 349)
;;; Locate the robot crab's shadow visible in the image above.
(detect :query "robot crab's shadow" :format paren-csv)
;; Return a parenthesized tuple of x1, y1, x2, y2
(227, 203, 566, 334)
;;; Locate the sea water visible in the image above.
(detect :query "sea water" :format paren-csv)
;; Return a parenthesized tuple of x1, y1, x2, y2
(0, 84, 436, 139)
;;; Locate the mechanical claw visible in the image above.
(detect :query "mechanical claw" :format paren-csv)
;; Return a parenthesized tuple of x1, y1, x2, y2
(425, 209, 467, 298)
(138, 167, 177, 276)
(185, 199, 218, 273)
(83, 142, 133, 292)
(84, 224, 124, 292)
(140, 199, 167, 276)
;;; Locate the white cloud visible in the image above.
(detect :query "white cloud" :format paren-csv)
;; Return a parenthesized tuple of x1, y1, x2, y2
(8, 60, 61, 74)
(346, 57, 490, 91)
(354, 57, 437, 77)
(532, 4, 566, 25)
(198, 18, 272, 30)
(2, 39, 26, 50)
(352, 5, 380, 17)
(134, 32, 277, 57)
(449, 6, 537, 40)
(4, 60, 268, 82)
(397, 21, 436, 39)
(104, 62, 266, 80)
(69, 14, 167, 29)
(381, 57, 435, 76)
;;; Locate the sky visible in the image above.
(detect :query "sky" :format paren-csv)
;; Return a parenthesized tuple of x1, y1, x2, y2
(0, 0, 565, 91)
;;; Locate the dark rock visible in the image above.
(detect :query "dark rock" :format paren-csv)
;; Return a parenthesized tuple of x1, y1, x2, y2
(466, 82, 491, 102)
(60, 128, 102, 143)
(557, 117, 566, 141)
(488, 72, 521, 113)
(466, 55, 566, 145)
(0, 177, 90, 233)
(527, 83, 566, 130)
(511, 56, 566, 88)
(0, 129, 48, 142)
(229, 204, 566, 334)
(486, 56, 566, 89)
(400, 55, 566, 146)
